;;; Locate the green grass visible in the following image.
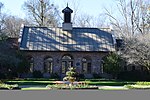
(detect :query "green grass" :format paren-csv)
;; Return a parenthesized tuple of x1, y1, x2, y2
(82, 80, 135, 86)
(124, 85, 150, 89)
(5, 80, 54, 85)
(136, 82, 150, 85)
(4, 78, 136, 86)
(2, 78, 150, 90)
(124, 82, 150, 89)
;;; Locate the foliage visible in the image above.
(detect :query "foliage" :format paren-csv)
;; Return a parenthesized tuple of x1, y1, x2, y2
(46, 84, 98, 90)
(0, 83, 19, 90)
(50, 73, 60, 79)
(103, 52, 123, 78)
(0, 72, 6, 79)
(16, 52, 30, 75)
(63, 67, 77, 84)
(0, 39, 30, 79)
(124, 85, 150, 89)
(117, 70, 150, 81)
(32, 70, 43, 78)
(93, 73, 101, 79)
(136, 82, 150, 86)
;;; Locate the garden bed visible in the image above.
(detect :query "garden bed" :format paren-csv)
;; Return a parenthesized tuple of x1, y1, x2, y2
(46, 84, 99, 90)
(0, 83, 21, 90)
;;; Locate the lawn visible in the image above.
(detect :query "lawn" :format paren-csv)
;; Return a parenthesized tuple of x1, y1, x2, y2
(4, 78, 135, 86)
(2, 78, 150, 90)
(81, 79, 135, 86)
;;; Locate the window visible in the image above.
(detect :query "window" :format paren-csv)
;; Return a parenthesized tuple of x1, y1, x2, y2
(61, 55, 73, 74)
(82, 57, 92, 74)
(27, 56, 34, 73)
(44, 57, 53, 73)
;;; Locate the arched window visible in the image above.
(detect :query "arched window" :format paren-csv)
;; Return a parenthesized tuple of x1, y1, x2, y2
(62, 55, 72, 60)
(61, 55, 73, 74)
(27, 56, 34, 73)
(44, 57, 53, 73)
(82, 57, 92, 74)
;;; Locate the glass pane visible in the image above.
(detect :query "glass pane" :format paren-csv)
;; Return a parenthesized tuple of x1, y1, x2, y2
(30, 62, 34, 73)
(68, 61, 73, 68)
(87, 63, 91, 73)
(62, 55, 72, 60)
(46, 58, 53, 61)
(50, 62, 53, 73)
(82, 63, 87, 73)
(62, 61, 67, 74)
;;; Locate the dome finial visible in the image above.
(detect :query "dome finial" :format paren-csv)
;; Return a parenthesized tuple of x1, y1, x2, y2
(67, 3, 68, 7)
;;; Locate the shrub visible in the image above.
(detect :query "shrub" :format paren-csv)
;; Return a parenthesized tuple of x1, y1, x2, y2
(8, 72, 18, 79)
(51, 73, 60, 79)
(77, 74, 85, 81)
(118, 70, 150, 81)
(32, 70, 43, 78)
(93, 73, 101, 79)
(0, 83, 19, 90)
(0, 72, 6, 79)
(136, 82, 150, 85)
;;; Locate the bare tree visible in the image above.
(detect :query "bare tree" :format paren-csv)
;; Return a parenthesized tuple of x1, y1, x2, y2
(75, 13, 93, 27)
(3, 15, 27, 38)
(104, 0, 150, 72)
(105, 0, 150, 38)
(0, 2, 4, 33)
(0, 2, 8, 40)
(75, 13, 108, 28)
(120, 34, 150, 72)
(23, 0, 60, 27)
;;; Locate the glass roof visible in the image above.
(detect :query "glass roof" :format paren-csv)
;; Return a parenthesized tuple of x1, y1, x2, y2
(19, 26, 115, 52)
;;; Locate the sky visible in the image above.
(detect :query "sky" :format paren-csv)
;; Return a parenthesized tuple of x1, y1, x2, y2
(0, 0, 117, 18)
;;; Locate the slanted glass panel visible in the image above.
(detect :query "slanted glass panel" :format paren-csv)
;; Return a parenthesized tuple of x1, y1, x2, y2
(44, 57, 53, 73)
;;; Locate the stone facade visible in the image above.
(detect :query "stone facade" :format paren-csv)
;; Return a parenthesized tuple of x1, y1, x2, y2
(23, 51, 108, 78)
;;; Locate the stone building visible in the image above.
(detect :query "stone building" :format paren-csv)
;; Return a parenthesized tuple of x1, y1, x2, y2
(19, 6, 115, 78)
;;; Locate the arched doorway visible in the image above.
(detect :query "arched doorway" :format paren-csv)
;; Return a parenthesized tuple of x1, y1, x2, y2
(61, 55, 74, 74)
(82, 57, 92, 74)
(44, 57, 53, 73)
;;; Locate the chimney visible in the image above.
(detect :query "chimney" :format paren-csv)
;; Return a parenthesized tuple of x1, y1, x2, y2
(62, 4, 73, 31)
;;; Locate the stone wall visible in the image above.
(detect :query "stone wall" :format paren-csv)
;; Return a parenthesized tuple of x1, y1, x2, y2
(23, 51, 108, 78)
